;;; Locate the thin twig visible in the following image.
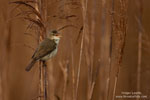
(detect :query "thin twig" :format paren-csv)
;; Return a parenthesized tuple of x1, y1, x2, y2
(57, 25, 77, 32)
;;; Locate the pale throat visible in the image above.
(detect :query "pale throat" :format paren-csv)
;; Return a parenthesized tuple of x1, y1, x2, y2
(48, 35, 59, 42)
(54, 38, 60, 44)
(52, 36, 60, 45)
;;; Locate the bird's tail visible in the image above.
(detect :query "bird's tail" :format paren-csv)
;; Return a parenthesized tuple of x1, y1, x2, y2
(25, 59, 36, 71)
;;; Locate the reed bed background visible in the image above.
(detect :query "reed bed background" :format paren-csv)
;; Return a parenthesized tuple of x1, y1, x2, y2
(0, 0, 150, 100)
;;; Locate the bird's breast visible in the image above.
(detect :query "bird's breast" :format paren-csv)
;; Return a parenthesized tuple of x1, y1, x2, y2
(41, 48, 58, 61)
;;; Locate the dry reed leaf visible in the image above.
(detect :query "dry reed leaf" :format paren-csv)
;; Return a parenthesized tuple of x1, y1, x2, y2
(76, 26, 83, 43)
(57, 25, 78, 32)
(11, 1, 41, 19)
(24, 17, 44, 29)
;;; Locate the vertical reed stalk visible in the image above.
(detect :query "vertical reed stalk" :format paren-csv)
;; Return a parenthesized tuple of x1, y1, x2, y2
(88, 60, 101, 100)
(112, 77, 117, 100)
(101, 1, 107, 100)
(43, 62, 48, 100)
(136, 1, 143, 100)
(99, 0, 112, 99)
(107, 0, 114, 100)
(75, 0, 88, 99)
(87, 0, 97, 99)
(112, 0, 128, 100)
(71, 42, 75, 100)
(59, 61, 69, 100)
(38, 1, 45, 100)
(34, 1, 44, 100)
(40, 0, 48, 99)
(39, 61, 44, 100)
(75, 23, 84, 100)
(34, 1, 42, 100)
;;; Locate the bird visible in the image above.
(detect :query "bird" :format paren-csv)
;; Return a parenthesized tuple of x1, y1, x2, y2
(25, 30, 61, 71)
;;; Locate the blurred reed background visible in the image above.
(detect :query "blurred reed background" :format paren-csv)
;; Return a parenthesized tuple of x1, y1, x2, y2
(0, 0, 150, 100)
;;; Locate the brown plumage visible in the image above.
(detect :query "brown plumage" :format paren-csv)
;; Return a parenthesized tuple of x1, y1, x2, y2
(25, 38, 57, 71)
(25, 30, 61, 71)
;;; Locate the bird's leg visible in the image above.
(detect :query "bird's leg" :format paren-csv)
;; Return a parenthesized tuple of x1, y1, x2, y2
(42, 61, 46, 67)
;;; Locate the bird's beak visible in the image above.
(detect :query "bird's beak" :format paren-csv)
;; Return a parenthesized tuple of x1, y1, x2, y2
(55, 34, 62, 38)
(58, 35, 62, 38)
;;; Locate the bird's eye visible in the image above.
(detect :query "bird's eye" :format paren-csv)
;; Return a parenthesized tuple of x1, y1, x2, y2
(52, 30, 57, 34)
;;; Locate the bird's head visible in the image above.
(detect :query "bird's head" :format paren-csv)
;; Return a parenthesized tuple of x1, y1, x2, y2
(48, 30, 61, 44)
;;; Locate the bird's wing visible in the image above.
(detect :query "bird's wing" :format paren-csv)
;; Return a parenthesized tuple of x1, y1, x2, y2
(32, 38, 56, 60)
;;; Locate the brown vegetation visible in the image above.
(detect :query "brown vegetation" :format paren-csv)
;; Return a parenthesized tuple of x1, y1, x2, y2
(0, 0, 150, 100)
